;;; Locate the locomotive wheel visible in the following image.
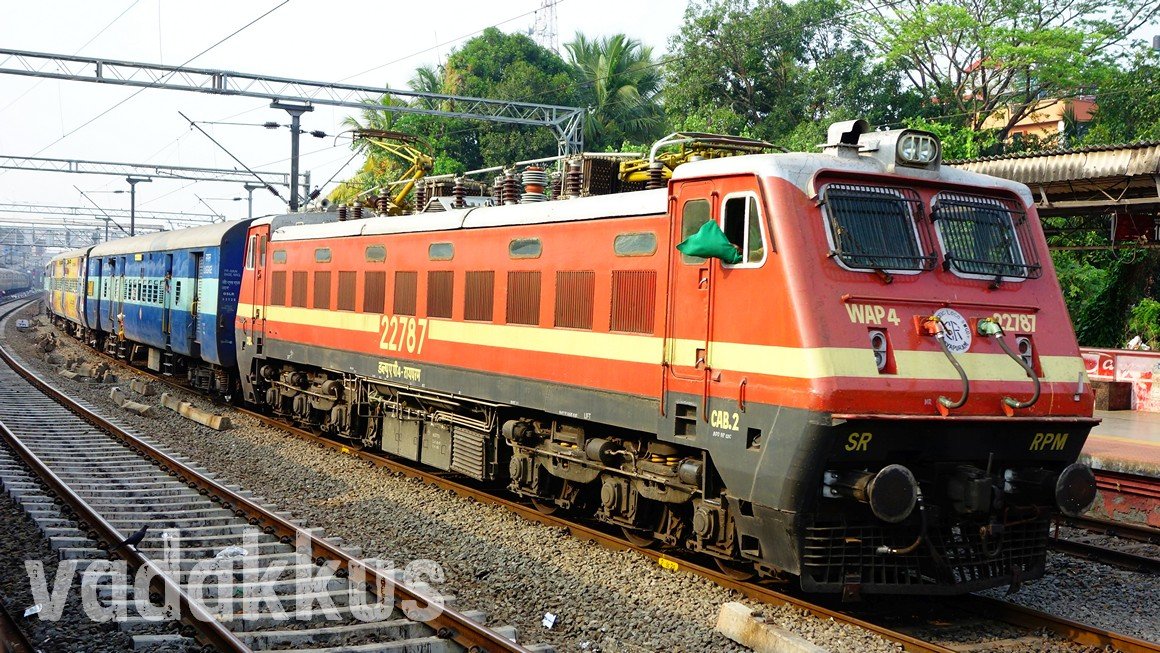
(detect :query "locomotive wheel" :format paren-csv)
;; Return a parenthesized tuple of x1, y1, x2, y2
(714, 557, 756, 581)
(531, 498, 558, 515)
(619, 526, 655, 548)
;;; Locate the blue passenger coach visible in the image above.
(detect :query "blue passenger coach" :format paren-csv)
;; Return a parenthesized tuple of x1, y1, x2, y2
(86, 221, 252, 391)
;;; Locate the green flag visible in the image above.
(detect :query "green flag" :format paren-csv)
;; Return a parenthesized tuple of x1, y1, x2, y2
(676, 220, 743, 264)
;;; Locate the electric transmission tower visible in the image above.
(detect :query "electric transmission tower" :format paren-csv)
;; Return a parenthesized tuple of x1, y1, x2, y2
(530, 0, 559, 53)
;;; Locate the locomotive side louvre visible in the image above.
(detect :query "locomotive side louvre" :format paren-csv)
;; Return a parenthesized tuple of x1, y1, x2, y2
(234, 195, 677, 487)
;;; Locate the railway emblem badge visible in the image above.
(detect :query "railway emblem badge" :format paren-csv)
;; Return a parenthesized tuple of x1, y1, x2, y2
(934, 308, 971, 354)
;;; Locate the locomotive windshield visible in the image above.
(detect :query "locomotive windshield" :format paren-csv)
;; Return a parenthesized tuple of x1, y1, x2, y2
(932, 193, 1041, 280)
(822, 184, 933, 272)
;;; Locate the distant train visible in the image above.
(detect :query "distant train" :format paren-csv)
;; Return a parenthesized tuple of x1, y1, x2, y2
(0, 267, 30, 296)
(47, 120, 1099, 595)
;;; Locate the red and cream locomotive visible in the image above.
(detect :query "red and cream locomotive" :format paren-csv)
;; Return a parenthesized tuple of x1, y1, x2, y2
(74, 119, 1103, 595)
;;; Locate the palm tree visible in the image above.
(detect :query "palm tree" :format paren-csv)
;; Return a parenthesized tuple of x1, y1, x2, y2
(564, 33, 665, 150)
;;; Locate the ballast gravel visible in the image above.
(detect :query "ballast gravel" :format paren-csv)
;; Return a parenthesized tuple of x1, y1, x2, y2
(0, 482, 139, 653)
(7, 304, 1158, 651)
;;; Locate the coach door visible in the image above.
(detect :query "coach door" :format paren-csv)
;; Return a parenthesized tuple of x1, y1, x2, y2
(115, 257, 126, 338)
(162, 253, 173, 347)
(664, 180, 718, 420)
(190, 252, 203, 357)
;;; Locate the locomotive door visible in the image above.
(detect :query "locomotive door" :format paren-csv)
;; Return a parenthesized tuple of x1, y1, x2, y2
(664, 180, 717, 417)
(250, 227, 268, 353)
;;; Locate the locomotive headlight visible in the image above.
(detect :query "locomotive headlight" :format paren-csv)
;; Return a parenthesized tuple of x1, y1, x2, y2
(1015, 336, 1034, 369)
(1055, 463, 1097, 516)
(897, 130, 940, 167)
(869, 330, 888, 372)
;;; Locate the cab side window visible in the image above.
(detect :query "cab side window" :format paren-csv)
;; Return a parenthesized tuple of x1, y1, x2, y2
(245, 235, 257, 270)
(721, 195, 766, 266)
(680, 199, 711, 264)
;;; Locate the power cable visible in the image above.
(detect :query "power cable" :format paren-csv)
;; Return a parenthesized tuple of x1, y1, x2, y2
(0, 0, 141, 116)
(337, 0, 566, 84)
(23, 0, 291, 158)
(178, 111, 286, 204)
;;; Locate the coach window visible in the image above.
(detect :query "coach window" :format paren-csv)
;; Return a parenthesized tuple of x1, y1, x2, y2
(429, 242, 454, 261)
(721, 194, 766, 267)
(315, 248, 332, 263)
(272, 250, 287, 264)
(509, 238, 542, 259)
(680, 199, 711, 264)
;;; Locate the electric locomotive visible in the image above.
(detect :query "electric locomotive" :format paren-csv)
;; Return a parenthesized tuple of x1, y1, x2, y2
(43, 119, 1098, 596)
(233, 120, 1097, 595)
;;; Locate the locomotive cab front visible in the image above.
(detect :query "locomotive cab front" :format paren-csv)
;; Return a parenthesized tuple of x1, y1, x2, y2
(663, 121, 1097, 595)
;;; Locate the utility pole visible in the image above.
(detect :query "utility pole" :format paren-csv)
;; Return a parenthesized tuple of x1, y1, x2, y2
(125, 176, 152, 236)
(271, 100, 313, 211)
(244, 183, 262, 220)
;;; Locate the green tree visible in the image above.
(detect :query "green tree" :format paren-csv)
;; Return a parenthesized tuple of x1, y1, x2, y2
(1082, 50, 1160, 144)
(665, 0, 917, 145)
(564, 33, 665, 150)
(440, 28, 580, 167)
(859, 0, 1159, 137)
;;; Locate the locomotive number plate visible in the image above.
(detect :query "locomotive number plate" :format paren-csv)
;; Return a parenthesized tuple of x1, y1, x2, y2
(379, 314, 429, 354)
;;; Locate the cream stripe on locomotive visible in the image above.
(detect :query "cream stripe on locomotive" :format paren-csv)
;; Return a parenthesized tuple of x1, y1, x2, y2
(248, 303, 1087, 383)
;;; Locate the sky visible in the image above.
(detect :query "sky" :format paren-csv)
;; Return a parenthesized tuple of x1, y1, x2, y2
(0, 0, 688, 237)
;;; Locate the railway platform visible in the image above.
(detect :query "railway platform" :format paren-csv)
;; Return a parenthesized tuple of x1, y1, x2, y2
(1080, 410, 1160, 527)
(1083, 410, 1160, 477)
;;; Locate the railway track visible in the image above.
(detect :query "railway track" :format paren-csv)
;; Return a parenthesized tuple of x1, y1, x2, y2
(10, 298, 1160, 653)
(1049, 514, 1160, 573)
(0, 299, 536, 653)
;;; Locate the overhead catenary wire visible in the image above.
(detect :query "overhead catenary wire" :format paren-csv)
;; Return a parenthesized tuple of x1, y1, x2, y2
(0, 0, 142, 117)
(178, 111, 286, 204)
(20, 0, 291, 159)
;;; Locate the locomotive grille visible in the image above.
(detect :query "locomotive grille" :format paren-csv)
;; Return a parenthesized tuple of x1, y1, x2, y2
(932, 193, 1042, 280)
(821, 184, 936, 272)
(363, 271, 386, 314)
(802, 517, 1049, 592)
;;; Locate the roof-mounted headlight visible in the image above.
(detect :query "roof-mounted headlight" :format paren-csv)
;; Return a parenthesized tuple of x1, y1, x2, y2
(897, 130, 940, 167)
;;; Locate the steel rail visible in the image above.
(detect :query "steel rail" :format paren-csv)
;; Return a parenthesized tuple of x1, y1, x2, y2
(25, 297, 1160, 653)
(0, 308, 249, 652)
(234, 408, 960, 653)
(964, 595, 1160, 653)
(0, 421, 250, 652)
(0, 301, 527, 653)
(1096, 469, 1160, 501)
(244, 409, 1160, 653)
(1060, 514, 1160, 544)
(1048, 535, 1160, 573)
(0, 592, 36, 653)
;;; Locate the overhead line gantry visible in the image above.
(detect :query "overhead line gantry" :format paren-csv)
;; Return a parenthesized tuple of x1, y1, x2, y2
(0, 48, 586, 155)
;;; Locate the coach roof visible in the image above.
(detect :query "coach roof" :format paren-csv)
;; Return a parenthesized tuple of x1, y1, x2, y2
(90, 220, 252, 257)
(49, 246, 94, 264)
